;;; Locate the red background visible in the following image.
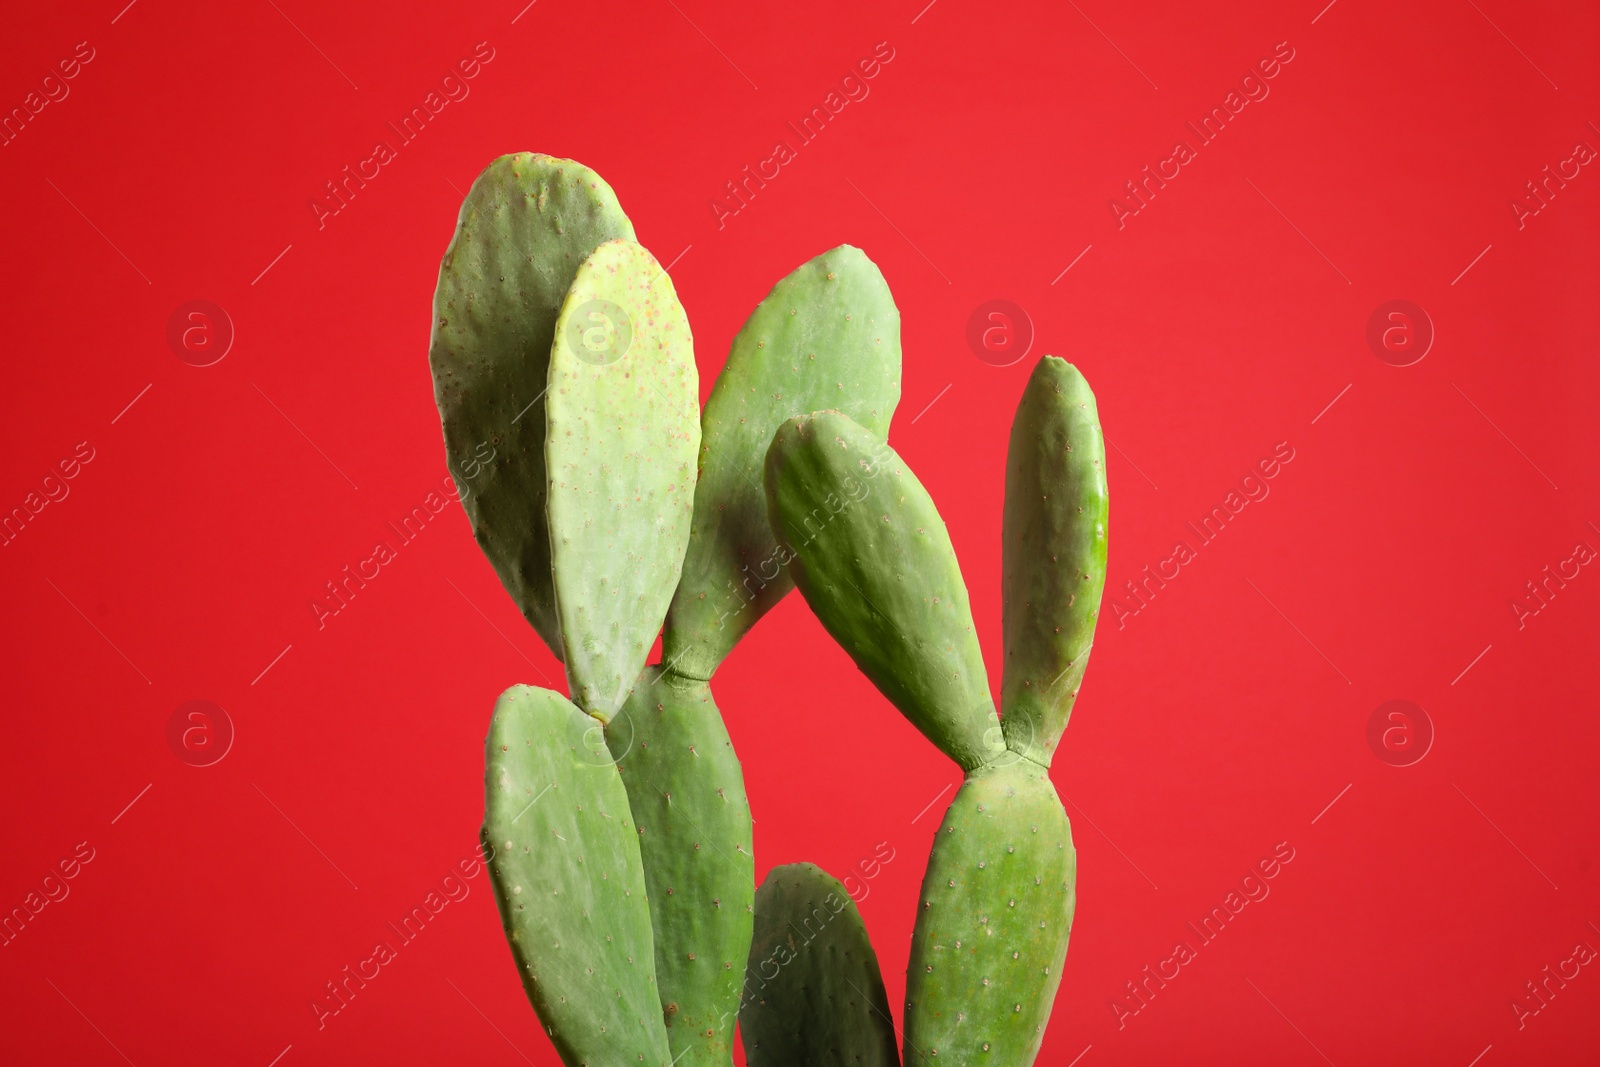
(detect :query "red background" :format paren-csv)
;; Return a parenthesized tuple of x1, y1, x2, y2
(2, 1, 1597, 1063)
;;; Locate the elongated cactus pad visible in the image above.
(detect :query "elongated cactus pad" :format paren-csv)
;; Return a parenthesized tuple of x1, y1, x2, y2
(763, 411, 1003, 770)
(903, 761, 1075, 1064)
(547, 239, 700, 718)
(430, 153, 634, 657)
(482, 685, 671, 1066)
(740, 863, 900, 1067)
(663, 245, 902, 679)
(608, 666, 754, 1065)
(1000, 358, 1108, 765)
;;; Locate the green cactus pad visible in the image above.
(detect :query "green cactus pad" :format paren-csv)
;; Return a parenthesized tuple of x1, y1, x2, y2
(429, 153, 635, 657)
(740, 863, 900, 1067)
(547, 239, 700, 718)
(482, 685, 671, 1066)
(606, 666, 755, 1065)
(763, 411, 1003, 771)
(903, 761, 1075, 1065)
(663, 246, 902, 680)
(1000, 358, 1109, 766)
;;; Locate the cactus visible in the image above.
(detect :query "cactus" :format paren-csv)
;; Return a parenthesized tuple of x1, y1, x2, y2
(434, 158, 699, 1066)
(429, 153, 635, 658)
(763, 356, 1109, 1064)
(739, 863, 900, 1067)
(432, 150, 1105, 1067)
(482, 685, 669, 1064)
(607, 245, 902, 1065)
(431, 155, 907, 1066)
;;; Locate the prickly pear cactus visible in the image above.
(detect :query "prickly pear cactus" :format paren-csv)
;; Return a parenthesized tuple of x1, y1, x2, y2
(547, 238, 700, 718)
(609, 246, 904, 1066)
(482, 685, 670, 1066)
(607, 667, 753, 1064)
(739, 863, 900, 1067)
(763, 357, 1110, 1065)
(663, 245, 902, 680)
(1000, 357, 1108, 764)
(762, 411, 1003, 771)
(429, 153, 634, 657)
